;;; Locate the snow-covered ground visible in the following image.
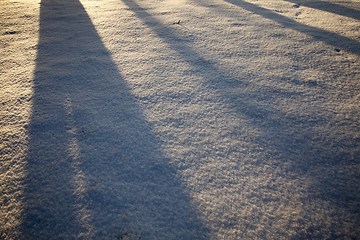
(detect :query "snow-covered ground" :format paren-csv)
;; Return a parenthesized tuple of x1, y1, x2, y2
(1, 0, 360, 239)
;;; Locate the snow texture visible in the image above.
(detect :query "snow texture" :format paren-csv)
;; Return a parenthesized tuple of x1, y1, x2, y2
(1, 0, 360, 239)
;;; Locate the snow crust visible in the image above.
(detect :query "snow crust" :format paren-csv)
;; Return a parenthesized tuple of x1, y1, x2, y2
(1, 0, 360, 239)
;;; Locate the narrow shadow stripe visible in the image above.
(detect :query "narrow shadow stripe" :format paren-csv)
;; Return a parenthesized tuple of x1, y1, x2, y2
(225, 0, 360, 55)
(285, 0, 360, 21)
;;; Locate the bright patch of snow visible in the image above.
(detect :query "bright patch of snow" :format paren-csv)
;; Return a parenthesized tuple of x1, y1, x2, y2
(1, 0, 360, 239)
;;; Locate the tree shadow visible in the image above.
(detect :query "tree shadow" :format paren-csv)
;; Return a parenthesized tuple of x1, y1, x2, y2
(284, 0, 360, 21)
(121, 0, 360, 238)
(19, 0, 209, 239)
(224, 0, 360, 56)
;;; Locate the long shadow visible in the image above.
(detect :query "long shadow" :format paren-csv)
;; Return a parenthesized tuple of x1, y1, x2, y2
(284, 0, 360, 21)
(122, 0, 360, 238)
(224, 0, 360, 56)
(20, 0, 209, 239)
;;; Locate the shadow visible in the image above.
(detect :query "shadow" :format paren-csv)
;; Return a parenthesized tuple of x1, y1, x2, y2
(224, 0, 360, 55)
(121, 0, 213, 70)
(121, 0, 360, 238)
(284, 0, 360, 21)
(19, 0, 209, 239)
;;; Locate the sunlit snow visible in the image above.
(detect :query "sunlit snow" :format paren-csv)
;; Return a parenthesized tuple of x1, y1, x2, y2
(1, 0, 360, 239)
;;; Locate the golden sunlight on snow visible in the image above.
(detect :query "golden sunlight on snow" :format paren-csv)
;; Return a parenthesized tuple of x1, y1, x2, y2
(80, 0, 360, 238)
(0, 0, 39, 238)
(243, 0, 360, 43)
(1, 0, 360, 238)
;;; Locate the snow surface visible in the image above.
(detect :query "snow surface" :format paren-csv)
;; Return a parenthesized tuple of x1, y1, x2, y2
(1, 0, 360, 239)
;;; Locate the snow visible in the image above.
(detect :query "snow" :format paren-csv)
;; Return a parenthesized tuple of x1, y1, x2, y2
(1, 0, 360, 239)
